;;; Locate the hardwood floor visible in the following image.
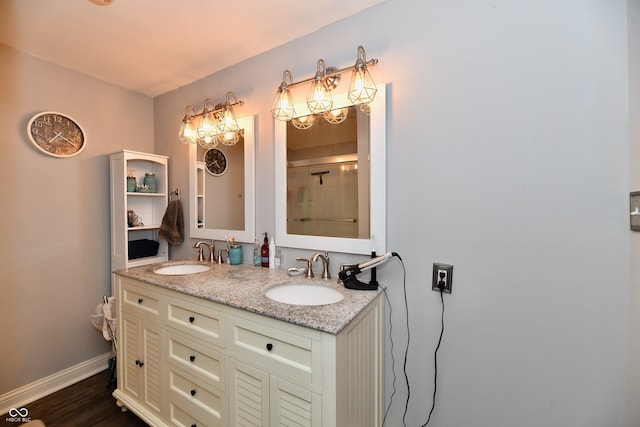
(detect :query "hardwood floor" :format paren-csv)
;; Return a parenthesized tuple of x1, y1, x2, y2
(2, 371, 148, 427)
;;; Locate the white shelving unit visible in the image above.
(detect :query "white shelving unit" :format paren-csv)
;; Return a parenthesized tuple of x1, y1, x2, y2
(110, 150, 169, 292)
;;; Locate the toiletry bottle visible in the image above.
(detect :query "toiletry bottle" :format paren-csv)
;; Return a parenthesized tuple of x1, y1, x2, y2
(261, 233, 269, 267)
(269, 237, 276, 269)
(253, 236, 260, 266)
(275, 249, 282, 269)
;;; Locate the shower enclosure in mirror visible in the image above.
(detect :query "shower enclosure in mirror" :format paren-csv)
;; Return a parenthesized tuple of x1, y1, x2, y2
(189, 115, 255, 243)
(276, 84, 386, 255)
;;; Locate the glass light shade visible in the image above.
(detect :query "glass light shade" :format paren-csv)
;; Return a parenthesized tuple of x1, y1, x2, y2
(291, 115, 314, 130)
(217, 105, 239, 134)
(272, 71, 295, 121)
(307, 59, 333, 114)
(178, 116, 197, 144)
(218, 131, 239, 146)
(197, 136, 218, 149)
(178, 106, 197, 144)
(307, 78, 333, 113)
(323, 108, 348, 125)
(348, 66, 377, 105)
(197, 100, 218, 140)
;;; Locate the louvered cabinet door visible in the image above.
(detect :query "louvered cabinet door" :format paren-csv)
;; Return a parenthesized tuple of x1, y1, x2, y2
(228, 358, 269, 426)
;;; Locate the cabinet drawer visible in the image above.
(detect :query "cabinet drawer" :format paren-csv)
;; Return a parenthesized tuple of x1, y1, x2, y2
(167, 296, 224, 346)
(230, 315, 321, 385)
(166, 331, 225, 390)
(120, 278, 161, 320)
(167, 366, 224, 427)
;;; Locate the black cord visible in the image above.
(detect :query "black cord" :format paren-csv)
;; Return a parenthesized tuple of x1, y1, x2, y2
(400, 258, 410, 427)
(382, 285, 397, 426)
(421, 287, 445, 426)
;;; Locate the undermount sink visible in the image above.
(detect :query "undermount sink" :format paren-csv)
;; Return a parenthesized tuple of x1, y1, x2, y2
(265, 284, 344, 306)
(153, 264, 210, 275)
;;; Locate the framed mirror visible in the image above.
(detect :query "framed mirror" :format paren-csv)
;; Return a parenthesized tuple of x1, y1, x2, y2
(275, 84, 386, 255)
(189, 115, 255, 243)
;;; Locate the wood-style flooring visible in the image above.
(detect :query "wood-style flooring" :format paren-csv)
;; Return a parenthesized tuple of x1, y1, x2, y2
(1, 371, 148, 427)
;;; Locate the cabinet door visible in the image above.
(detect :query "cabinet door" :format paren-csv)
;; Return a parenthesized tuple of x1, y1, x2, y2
(228, 359, 320, 427)
(270, 375, 320, 427)
(228, 359, 269, 426)
(121, 312, 142, 401)
(120, 311, 163, 415)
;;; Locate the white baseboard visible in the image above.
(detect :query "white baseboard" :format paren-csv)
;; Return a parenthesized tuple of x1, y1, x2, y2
(0, 352, 113, 415)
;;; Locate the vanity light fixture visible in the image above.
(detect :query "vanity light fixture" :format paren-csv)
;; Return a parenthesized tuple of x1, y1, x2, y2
(178, 92, 244, 148)
(271, 46, 378, 128)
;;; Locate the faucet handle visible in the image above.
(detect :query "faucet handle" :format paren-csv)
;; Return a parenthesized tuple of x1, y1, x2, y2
(296, 257, 314, 278)
(218, 248, 229, 264)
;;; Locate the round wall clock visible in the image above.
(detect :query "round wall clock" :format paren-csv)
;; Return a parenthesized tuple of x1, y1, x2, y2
(27, 111, 86, 158)
(204, 148, 228, 176)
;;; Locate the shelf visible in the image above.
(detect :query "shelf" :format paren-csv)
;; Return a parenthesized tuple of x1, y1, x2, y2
(127, 255, 167, 267)
(127, 192, 167, 197)
(128, 225, 161, 231)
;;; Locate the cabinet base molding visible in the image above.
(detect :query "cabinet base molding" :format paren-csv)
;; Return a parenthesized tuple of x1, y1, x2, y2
(0, 351, 113, 415)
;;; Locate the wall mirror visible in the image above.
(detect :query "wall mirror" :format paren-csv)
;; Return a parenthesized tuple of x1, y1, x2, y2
(189, 115, 255, 243)
(275, 84, 386, 254)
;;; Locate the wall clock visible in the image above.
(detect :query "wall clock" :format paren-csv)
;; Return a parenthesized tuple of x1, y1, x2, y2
(204, 148, 228, 176)
(27, 111, 86, 158)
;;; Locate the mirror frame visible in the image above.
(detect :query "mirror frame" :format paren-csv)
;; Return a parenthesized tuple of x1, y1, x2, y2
(275, 83, 386, 255)
(189, 115, 256, 243)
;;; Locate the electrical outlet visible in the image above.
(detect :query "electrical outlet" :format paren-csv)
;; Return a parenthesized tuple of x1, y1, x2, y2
(432, 263, 453, 294)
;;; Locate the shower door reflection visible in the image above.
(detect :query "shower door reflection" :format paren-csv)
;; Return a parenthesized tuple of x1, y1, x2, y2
(287, 161, 367, 238)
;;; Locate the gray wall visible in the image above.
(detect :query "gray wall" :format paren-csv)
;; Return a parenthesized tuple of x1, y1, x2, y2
(1, 0, 637, 425)
(0, 44, 154, 393)
(156, 0, 634, 425)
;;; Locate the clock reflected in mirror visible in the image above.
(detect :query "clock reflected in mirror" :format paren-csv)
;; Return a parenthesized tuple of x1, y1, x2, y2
(204, 148, 228, 176)
(27, 111, 86, 158)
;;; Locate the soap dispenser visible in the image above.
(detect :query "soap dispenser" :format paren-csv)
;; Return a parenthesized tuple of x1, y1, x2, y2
(261, 233, 269, 267)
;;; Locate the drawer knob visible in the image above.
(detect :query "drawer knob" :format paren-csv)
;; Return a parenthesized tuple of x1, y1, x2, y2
(135, 359, 144, 367)
(190, 389, 196, 396)
(189, 316, 195, 323)
(191, 424, 196, 427)
(266, 343, 273, 351)
(137, 298, 143, 304)
(135, 359, 139, 366)
(189, 355, 196, 362)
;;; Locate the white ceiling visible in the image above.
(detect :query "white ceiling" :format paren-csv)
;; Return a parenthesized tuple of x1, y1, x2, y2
(0, 0, 385, 97)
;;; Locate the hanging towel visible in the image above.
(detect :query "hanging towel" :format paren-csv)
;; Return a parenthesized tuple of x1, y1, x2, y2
(159, 199, 185, 245)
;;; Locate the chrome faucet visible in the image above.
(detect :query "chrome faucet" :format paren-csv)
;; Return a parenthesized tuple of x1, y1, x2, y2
(193, 240, 215, 263)
(311, 251, 331, 279)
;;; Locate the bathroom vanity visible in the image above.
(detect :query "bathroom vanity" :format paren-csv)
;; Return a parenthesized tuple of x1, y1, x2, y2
(112, 260, 384, 427)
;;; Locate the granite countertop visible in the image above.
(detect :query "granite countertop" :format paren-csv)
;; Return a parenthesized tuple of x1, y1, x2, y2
(114, 259, 382, 335)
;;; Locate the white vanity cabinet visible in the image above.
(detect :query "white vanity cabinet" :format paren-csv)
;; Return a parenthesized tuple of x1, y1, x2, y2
(113, 275, 384, 427)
